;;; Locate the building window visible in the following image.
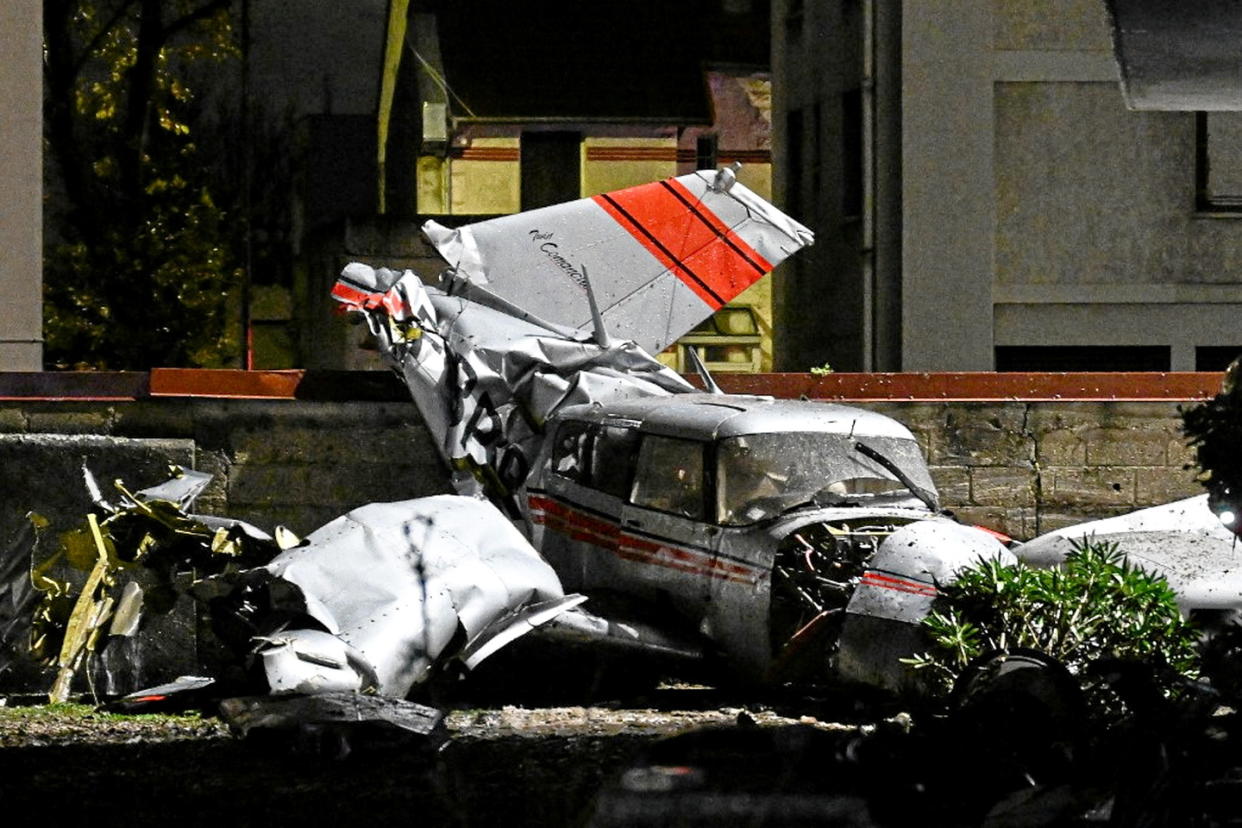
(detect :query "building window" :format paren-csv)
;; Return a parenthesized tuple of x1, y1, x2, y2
(1196, 346, 1242, 371)
(841, 89, 862, 218)
(1196, 112, 1242, 212)
(995, 346, 1171, 372)
(521, 131, 581, 211)
(696, 134, 718, 171)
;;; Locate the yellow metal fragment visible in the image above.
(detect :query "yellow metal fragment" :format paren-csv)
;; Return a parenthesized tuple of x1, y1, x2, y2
(48, 514, 116, 703)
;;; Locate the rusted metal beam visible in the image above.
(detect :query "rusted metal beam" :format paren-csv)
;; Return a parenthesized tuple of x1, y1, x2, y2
(714, 372, 1223, 402)
(0, 370, 1225, 402)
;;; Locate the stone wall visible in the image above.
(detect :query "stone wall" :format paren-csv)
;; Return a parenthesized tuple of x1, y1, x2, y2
(0, 398, 450, 546)
(0, 392, 1202, 544)
(862, 401, 1199, 540)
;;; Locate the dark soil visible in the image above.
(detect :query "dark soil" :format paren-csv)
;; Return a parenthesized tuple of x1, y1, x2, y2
(0, 688, 862, 828)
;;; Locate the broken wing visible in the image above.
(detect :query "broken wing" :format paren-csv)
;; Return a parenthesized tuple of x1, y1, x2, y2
(423, 168, 814, 354)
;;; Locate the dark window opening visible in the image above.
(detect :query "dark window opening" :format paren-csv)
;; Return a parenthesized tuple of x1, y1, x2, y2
(842, 89, 863, 218)
(696, 134, 718, 171)
(591, 425, 642, 500)
(1196, 346, 1242, 372)
(551, 421, 593, 482)
(521, 131, 581, 211)
(1196, 112, 1242, 212)
(995, 346, 1171, 372)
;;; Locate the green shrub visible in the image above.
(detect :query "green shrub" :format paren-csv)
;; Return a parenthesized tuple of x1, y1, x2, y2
(905, 539, 1199, 720)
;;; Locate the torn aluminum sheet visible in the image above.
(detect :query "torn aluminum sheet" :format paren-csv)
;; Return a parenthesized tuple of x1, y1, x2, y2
(25, 466, 279, 701)
(19, 467, 581, 712)
(836, 521, 1016, 694)
(239, 495, 583, 697)
(334, 263, 694, 501)
(1013, 495, 1242, 612)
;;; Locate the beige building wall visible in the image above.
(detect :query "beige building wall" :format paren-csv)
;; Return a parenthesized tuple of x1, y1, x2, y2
(990, 1, 1242, 370)
(0, 0, 43, 369)
(775, 0, 1242, 371)
(906, 0, 1242, 370)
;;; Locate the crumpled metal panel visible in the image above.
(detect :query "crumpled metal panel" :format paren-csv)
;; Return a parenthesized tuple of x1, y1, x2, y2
(1107, 0, 1242, 110)
(422, 169, 814, 354)
(1014, 494, 1242, 610)
(334, 264, 694, 498)
(836, 521, 1014, 693)
(258, 494, 572, 697)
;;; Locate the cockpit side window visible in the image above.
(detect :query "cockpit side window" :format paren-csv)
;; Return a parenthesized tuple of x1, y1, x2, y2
(551, 421, 593, 483)
(590, 425, 641, 499)
(630, 435, 706, 520)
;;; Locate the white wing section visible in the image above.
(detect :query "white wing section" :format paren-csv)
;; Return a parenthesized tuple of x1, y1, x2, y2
(423, 169, 814, 354)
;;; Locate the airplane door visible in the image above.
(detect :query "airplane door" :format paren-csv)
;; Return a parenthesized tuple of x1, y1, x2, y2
(620, 434, 716, 612)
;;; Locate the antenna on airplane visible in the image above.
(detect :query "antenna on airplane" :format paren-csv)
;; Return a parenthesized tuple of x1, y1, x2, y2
(686, 345, 724, 395)
(580, 265, 612, 348)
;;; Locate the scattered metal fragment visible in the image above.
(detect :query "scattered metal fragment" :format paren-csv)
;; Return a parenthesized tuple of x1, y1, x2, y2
(218, 691, 444, 739)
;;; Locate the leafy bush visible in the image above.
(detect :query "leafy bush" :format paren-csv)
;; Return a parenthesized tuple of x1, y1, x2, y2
(906, 539, 1199, 719)
(1182, 358, 1242, 524)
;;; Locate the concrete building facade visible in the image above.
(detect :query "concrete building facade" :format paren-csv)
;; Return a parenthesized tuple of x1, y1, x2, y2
(772, 0, 1242, 373)
(0, 0, 43, 370)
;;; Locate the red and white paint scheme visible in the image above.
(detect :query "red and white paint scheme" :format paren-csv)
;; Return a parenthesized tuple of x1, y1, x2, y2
(422, 169, 812, 354)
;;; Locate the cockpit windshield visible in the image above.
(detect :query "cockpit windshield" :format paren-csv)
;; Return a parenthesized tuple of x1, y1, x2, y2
(716, 432, 938, 526)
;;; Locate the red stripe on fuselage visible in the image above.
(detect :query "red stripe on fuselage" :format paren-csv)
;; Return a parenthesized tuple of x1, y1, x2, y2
(860, 571, 938, 597)
(529, 495, 758, 585)
(591, 179, 773, 311)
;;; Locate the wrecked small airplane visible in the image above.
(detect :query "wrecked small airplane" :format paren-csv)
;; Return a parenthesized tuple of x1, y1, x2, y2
(10, 168, 1014, 729)
(331, 167, 1012, 694)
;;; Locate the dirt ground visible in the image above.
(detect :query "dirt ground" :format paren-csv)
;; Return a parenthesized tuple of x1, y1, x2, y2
(0, 686, 866, 828)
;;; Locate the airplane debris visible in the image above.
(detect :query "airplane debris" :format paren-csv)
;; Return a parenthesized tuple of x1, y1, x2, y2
(336, 170, 1013, 693)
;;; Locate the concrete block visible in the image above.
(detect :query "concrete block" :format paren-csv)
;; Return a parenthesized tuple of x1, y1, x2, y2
(933, 404, 1031, 467)
(25, 405, 117, 435)
(109, 400, 197, 438)
(0, 407, 26, 432)
(1047, 467, 1136, 507)
(0, 434, 196, 549)
(192, 450, 232, 515)
(1135, 467, 1202, 505)
(226, 463, 315, 506)
(970, 466, 1037, 506)
(929, 466, 970, 505)
(1083, 427, 1169, 466)
(1037, 429, 1086, 466)
(1167, 436, 1198, 471)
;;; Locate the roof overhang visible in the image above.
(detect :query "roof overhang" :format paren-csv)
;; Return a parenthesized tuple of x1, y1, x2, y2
(1108, 0, 1242, 110)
